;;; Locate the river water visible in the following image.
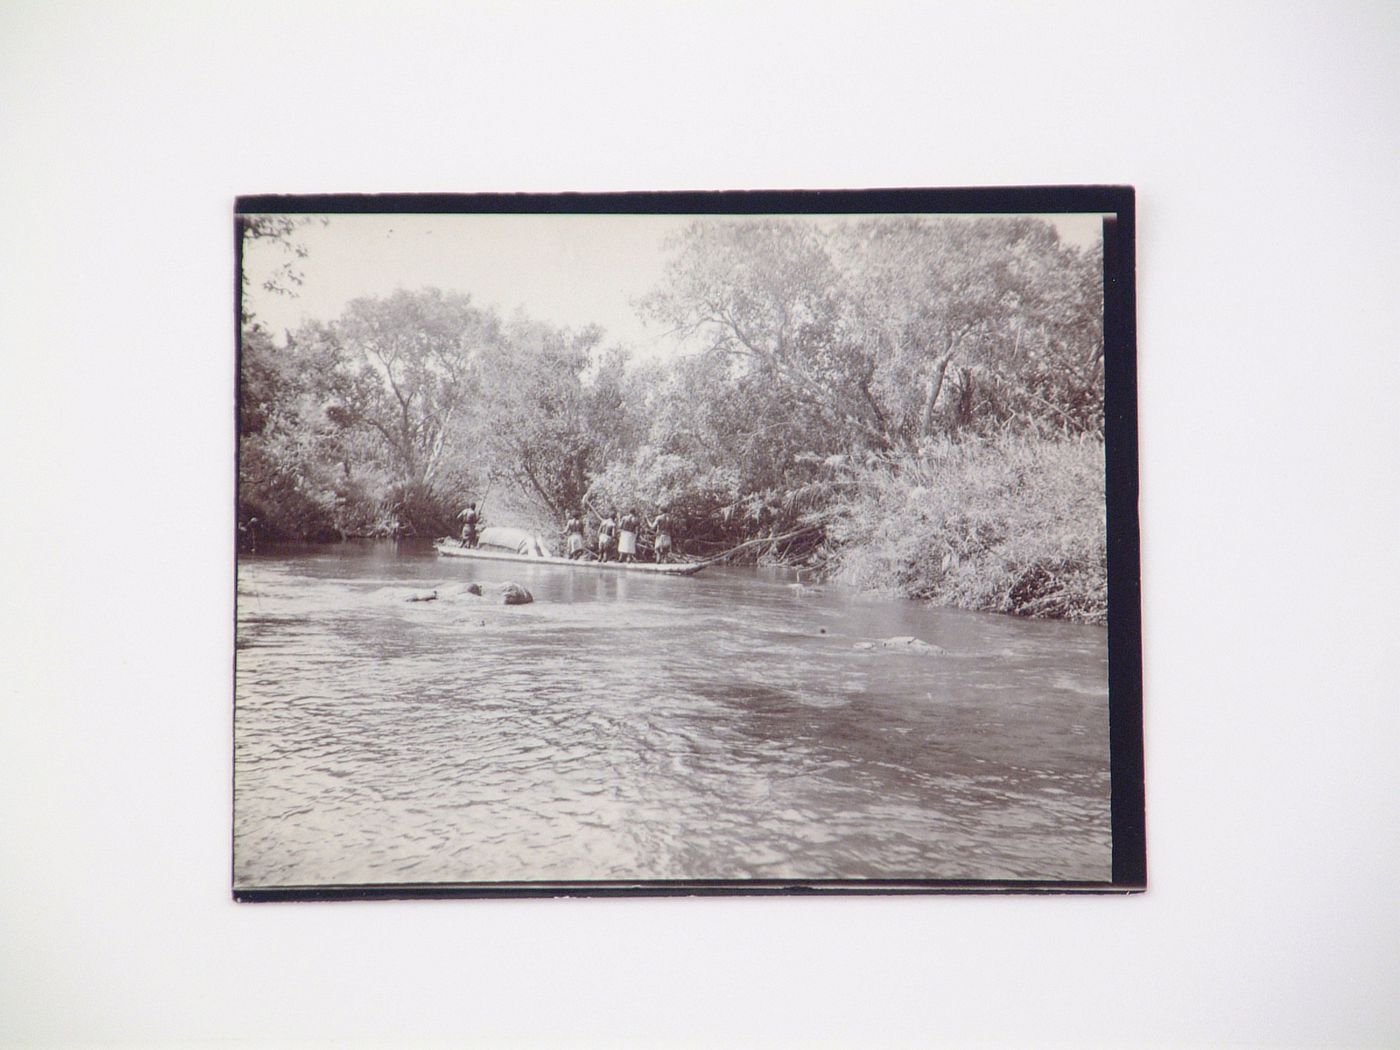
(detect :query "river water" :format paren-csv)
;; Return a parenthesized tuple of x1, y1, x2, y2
(234, 539, 1110, 888)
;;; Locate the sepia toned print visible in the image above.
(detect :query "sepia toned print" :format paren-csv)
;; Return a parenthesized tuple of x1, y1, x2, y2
(234, 190, 1141, 897)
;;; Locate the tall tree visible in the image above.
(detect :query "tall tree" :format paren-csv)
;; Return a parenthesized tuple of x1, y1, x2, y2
(336, 288, 500, 526)
(638, 220, 884, 531)
(835, 216, 1103, 439)
(470, 318, 633, 517)
(640, 220, 885, 448)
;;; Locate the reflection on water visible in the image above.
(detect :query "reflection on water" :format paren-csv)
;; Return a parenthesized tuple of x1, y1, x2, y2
(234, 539, 1110, 886)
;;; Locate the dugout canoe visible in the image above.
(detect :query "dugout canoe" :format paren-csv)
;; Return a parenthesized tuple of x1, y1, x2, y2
(434, 540, 708, 576)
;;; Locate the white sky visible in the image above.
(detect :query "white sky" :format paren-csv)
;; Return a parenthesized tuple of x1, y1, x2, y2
(243, 211, 1106, 358)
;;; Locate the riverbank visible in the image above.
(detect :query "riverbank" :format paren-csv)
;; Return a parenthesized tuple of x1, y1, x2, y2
(826, 436, 1107, 625)
(240, 436, 1108, 624)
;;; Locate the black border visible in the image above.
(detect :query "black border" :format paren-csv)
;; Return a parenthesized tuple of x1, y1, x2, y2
(234, 187, 1144, 901)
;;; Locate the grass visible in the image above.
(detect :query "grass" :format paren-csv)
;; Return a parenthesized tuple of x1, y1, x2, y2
(826, 435, 1107, 624)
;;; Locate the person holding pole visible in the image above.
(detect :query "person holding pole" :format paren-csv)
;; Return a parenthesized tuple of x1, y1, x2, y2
(458, 502, 482, 548)
(564, 510, 586, 559)
(597, 510, 618, 563)
(648, 507, 674, 562)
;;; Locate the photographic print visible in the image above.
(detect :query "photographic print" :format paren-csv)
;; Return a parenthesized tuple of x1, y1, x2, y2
(234, 188, 1142, 898)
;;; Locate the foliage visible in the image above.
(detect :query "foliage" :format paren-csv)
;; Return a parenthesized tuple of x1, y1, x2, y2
(468, 318, 631, 519)
(334, 288, 501, 533)
(641, 220, 892, 454)
(339, 290, 494, 486)
(586, 447, 742, 552)
(826, 435, 1107, 623)
(238, 324, 362, 541)
(237, 214, 1109, 621)
(238, 215, 327, 323)
(834, 217, 1104, 440)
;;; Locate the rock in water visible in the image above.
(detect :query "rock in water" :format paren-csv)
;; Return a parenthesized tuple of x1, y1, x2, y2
(464, 583, 484, 597)
(405, 590, 438, 602)
(905, 639, 943, 654)
(496, 582, 533, 606)
(871, 636, 948, 655)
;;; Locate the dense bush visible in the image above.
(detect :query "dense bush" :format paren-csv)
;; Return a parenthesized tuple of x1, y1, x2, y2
(826, 436, 1106, 623)
(383, 481, 460, 537)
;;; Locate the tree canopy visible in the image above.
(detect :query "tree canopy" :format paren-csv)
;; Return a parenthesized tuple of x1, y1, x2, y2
(240, 215, 1104, 571)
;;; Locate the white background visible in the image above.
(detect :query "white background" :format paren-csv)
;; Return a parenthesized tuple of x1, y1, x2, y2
(2, 2, 1396, 1047)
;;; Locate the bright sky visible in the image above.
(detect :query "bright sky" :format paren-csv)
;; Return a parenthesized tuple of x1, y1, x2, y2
(243, 211, 1106, 359)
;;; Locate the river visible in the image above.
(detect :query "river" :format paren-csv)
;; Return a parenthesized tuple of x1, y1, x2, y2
(234, 539, 1111, 889)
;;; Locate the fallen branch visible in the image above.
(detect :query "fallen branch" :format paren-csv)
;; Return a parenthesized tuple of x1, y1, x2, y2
(699, 525, 823, 566)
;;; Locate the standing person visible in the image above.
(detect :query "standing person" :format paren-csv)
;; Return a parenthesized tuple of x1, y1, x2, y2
(564, 510, 585, 560)
(597, 510, 618, 563)
(648, 507, 674, 562)
(618, 508, 639, 563)
(458, 502, 481, 548)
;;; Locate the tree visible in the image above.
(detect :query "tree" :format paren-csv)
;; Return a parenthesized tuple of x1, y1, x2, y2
(238, 324, 364, 540)
(640, 220, 890, 450)
(835, 216, 1104, 440)
(336, 288, 501, 530)
(636, 221, 885, 539)
(469, 318, 639, 518)
(237, 214, 326, 324)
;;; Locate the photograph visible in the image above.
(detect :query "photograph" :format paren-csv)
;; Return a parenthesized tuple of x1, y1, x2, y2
(11, 2, 1400, 1043)
(233, 189, 1142, 898)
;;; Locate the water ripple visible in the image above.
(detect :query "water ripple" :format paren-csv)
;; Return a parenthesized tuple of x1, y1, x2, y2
(234, 544, 1110, 887)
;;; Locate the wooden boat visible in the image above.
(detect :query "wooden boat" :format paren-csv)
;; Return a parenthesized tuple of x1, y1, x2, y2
(435, 540, 708, 576)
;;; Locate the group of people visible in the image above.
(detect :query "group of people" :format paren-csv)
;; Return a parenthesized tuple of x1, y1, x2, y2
(564, 507, 675, 563)
(458, 500, 677, 563)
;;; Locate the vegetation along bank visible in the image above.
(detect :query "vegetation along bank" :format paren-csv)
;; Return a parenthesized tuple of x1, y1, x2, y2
(239, 214, 1108, 624)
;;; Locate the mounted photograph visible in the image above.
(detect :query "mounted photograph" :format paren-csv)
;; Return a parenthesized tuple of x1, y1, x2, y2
(233, 188, 1142, 898)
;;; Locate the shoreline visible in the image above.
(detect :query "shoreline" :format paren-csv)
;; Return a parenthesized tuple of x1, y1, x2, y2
(238, 531, 1107, 626)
